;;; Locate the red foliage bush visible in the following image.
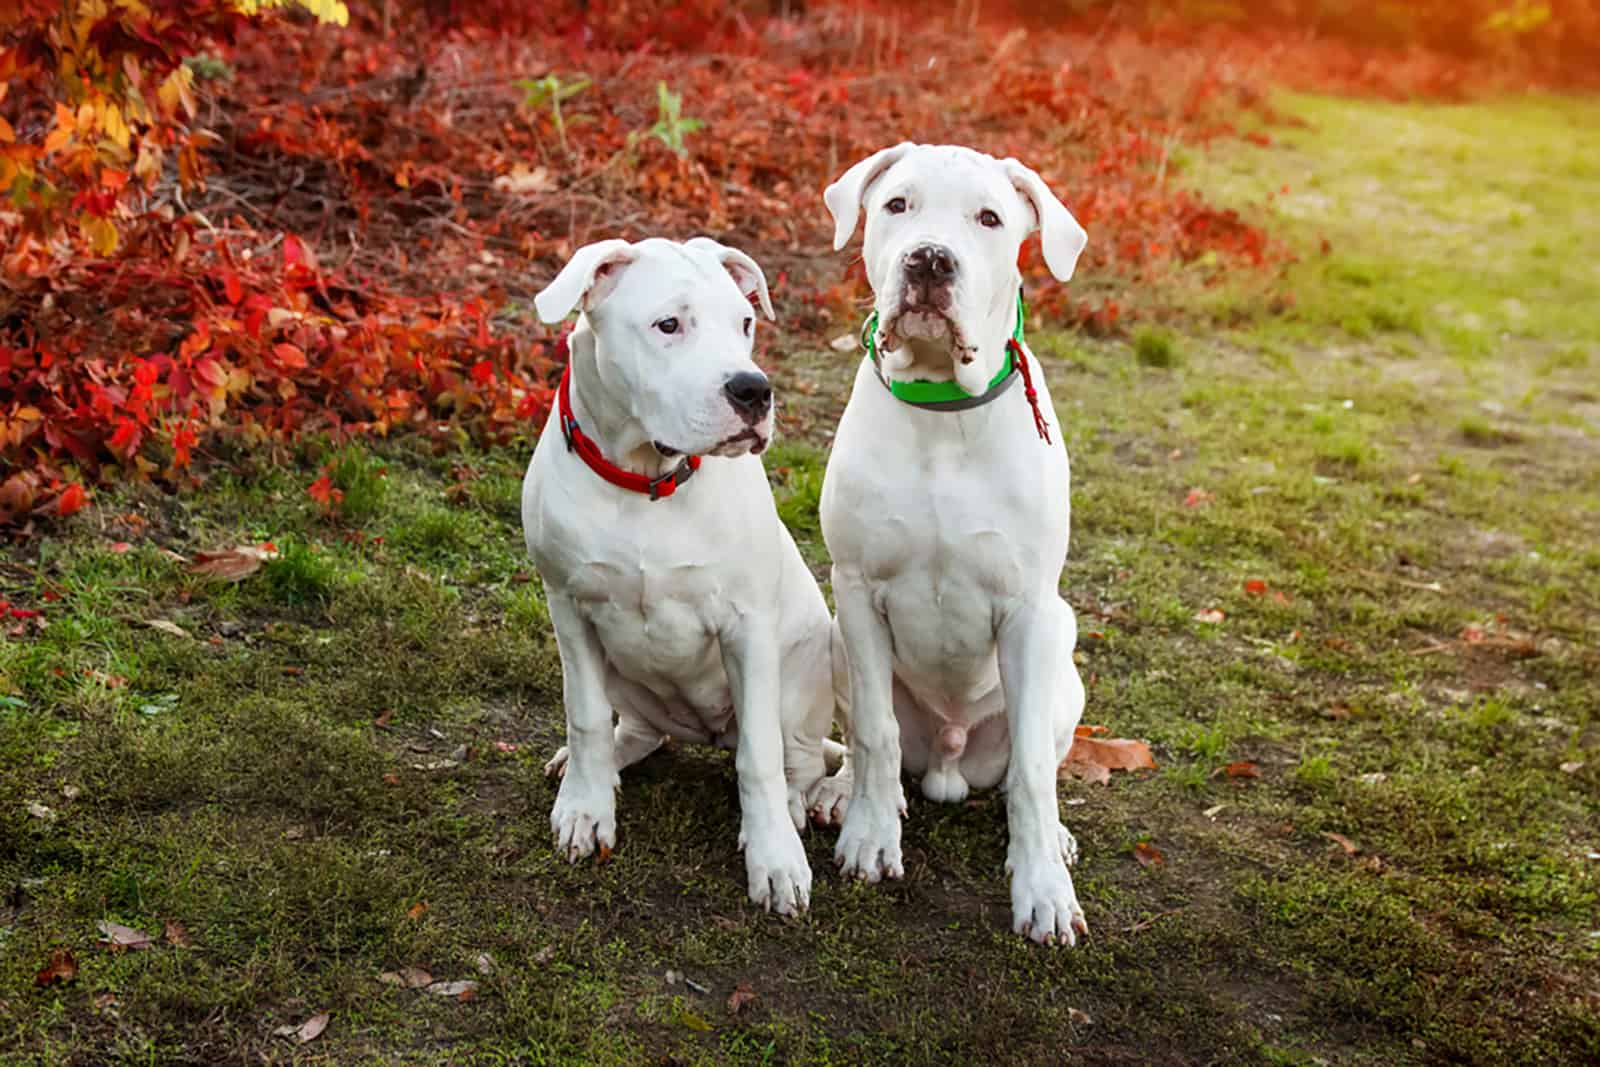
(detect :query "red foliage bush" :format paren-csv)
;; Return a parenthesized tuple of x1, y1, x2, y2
(16, 0, 1577, 526)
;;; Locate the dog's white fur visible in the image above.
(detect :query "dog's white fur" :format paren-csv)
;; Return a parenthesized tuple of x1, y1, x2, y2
(820, 144, 1092, 944)
(523, 237, 845, 916)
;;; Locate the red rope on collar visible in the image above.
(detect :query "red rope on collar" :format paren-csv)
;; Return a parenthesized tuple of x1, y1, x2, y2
(1007, 338, 1052, 444)
(555, 351, 701, 502)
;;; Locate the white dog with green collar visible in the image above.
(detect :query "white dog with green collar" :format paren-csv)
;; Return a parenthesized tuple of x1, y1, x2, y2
(819, 144, 1093, 945)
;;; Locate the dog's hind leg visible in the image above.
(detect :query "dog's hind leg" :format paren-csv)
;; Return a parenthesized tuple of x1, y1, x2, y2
(543, 716, 665, 779)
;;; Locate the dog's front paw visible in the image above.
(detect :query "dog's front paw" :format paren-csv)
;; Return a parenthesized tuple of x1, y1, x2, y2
(741, 823, 812, 916)
(1007, 853, 1087, 946)
(805, 770, 853, 828)
(549, 776, 616, 862)
(834, 799, 904, 882)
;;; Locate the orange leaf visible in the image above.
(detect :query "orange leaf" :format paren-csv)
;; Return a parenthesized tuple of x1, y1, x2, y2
(35, 948, 78, 987)
(1322, 831, 1360, 856)
(1060, 732, 1157, 785)
(272, 343, 308, 370)
(407, 901, 429, 920)
(1134, 841, 1165, 867)
(1220, 761, 1260, 779)
(727, 983, 757, 1015)
(1243, 579, 1267, 596)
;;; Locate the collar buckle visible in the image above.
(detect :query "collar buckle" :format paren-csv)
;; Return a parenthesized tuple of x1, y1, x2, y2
(647, 461, 694, 502)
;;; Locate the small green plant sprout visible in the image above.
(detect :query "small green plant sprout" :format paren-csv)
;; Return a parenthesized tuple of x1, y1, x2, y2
(515, 73, 591, 154)
(647, 81, 703, 157)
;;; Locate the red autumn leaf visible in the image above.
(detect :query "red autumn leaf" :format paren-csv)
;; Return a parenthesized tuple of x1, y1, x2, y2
(56, 483, 88, 517)
(308, 475, 343, 510)
(1220, 761, 1260, 779)
(1243, 579, 1268, 596)
(470, 359, 495, 386)
(35, 948, 78, 987)
(727, 983, 757, 1015)
(221, 269, 243, 305)
(272, 343, 308, 370)
(1182, 488, 1213, 508)
(1133, 841, 1165, 867)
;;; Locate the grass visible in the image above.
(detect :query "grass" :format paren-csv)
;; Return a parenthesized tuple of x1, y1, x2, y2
(3, 93, 1599, 1064)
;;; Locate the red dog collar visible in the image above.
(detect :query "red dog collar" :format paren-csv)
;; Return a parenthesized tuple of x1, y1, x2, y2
(556, 361, 701, 501)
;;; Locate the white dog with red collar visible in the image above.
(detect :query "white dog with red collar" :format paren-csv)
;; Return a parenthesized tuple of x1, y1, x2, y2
(819, 144, 1093, 944)
(524, 236, 846, 915)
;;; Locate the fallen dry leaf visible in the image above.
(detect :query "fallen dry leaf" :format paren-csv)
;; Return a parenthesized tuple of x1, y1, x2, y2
(1243, 578, 1268, 596)
(97, 920, 155, 950)
(1182, 488, 1213, 508)
(378, 966, 434, 988)
(162, 920, 192, 948)
(1322, 831, 1360, 856)
(492, 165, 554, 195)
(425, 979, 479, 998)
(1068, 1006, 1093, 1025)
(1059, 726, 1158, 785)
(34, 948, 78, 987)
(274, 1012, 329, 1044)
(681, 1010, 713, 1032)
(727, 983, 757, 1015)
(406, 901, 429, 920)
(1218, 761, 1260, 780)
(1134, 841, 1165, 867)
(1193, 607, 1226, 624)
(27, 801, 56, 822)
(186, 544, 278, 582)
(145, 619, 190, 638)
(1559, 761, 1584, 774)
(373, 709, 393, 728)
(1203, 803, 1227, 819)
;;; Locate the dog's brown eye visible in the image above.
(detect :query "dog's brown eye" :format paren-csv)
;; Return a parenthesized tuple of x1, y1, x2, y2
(885, 197, 907, 214)
(742, 316, 753, 336)
(656, 317, 679, 335)
(978, 209, 1002, 228)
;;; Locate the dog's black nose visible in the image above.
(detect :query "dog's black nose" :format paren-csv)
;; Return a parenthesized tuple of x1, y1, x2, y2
(724, 371, 773, 422)
(905, 244, 957, 285)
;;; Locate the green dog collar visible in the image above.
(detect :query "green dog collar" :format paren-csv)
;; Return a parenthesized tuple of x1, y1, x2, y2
(862, 291, 1027, 411)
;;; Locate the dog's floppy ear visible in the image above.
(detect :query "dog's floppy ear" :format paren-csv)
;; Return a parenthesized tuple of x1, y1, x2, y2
(534, 239, 638, 324)
(1001, 159, 1088, 283)
(686, 237, 775, 321)
(823, 142, 915, 251)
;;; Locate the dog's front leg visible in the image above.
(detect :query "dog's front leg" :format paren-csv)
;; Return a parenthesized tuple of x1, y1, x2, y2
(997, 598, 1088, 945)
(547, 592, 620, 861)
(724, 616, 812, 916)
(832, 569, 907, 882)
